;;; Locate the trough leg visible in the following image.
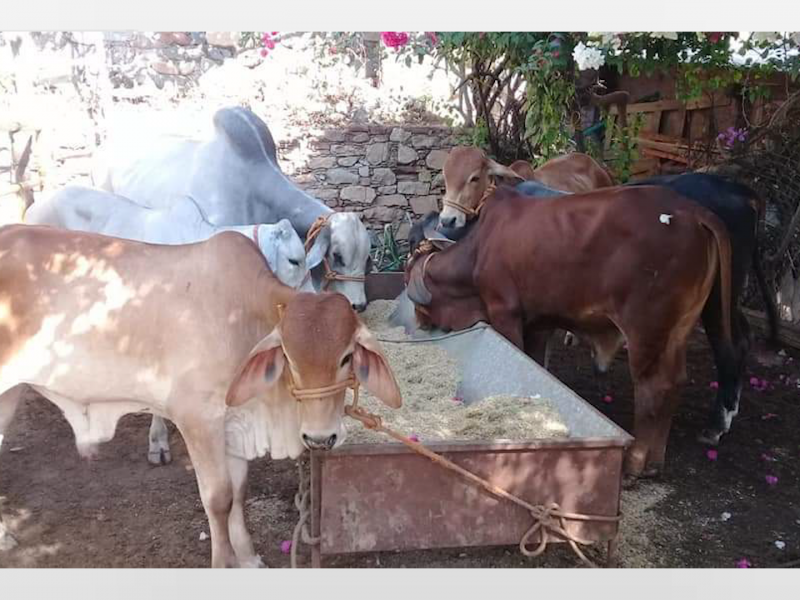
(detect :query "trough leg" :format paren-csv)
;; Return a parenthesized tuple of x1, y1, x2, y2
(310, 452, 322, 568)
(606, 536, 620, 568)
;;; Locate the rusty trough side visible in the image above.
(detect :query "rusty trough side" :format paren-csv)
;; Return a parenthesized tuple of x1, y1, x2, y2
(306, 275, 633, 566)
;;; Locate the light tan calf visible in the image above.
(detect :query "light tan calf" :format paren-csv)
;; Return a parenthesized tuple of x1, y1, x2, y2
(0, 225, 401, 567)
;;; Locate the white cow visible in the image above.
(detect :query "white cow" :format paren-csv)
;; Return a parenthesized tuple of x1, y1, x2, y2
(0, 226, 401, 566)
(94, 106, 372, 311)
(24, 185, 326, 465)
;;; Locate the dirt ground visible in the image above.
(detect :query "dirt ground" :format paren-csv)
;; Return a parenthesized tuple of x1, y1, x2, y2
(1, 331, 799, 569)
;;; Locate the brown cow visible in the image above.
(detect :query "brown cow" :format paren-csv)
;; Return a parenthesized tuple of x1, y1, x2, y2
(439, 146, 612, 229)
(0, 225, 401, 566)
(406, 185, 733, 477)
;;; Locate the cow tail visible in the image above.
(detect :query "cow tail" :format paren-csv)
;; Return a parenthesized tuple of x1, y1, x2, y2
(696, 209, 733, 348)
(748, 193, 780, 344)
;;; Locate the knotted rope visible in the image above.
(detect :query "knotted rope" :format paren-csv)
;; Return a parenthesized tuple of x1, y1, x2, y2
(303, 215, 366, 290)
(290, 382, 620, 568)
(442, 182, 497, 219)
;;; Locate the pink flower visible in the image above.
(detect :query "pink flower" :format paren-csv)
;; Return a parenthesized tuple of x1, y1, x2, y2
(330, 46, 337, 54)
(706, 449, 718, 461)
(427, 31, 438, 46)
(736, 558, 751, 568)
(765, 475, 779, 486)
(709, 381, 719, 389)
(451, 396, 463, 403)
(408, 434, 420, 443)
(380, 32, 410, 48)
(260, 49, 268, 57)
(749, 376, 759, 386)
(280, 540, 292, 554)
(602, 394, 614, 404)
(271, 31, 279, 36)
(552, 50, 560, 58)
(264, 39, 275, 50)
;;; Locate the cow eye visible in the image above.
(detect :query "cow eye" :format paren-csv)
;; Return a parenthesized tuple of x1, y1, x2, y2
(333, 251, 344, 266)
(469, 175, 480, 183)
(340, 353, 353, 367)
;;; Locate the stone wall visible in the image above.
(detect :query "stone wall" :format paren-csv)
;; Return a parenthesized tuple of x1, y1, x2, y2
(284, 124, 457, 240)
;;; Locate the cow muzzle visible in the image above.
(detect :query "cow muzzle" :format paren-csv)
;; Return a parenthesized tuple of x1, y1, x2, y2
(301, 432, 338, 451)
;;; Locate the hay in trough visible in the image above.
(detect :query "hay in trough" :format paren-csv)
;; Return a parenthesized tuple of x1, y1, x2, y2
(345, 300, 569, 444)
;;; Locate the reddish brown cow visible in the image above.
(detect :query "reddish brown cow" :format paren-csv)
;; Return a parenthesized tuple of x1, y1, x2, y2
(406, 185, 733, 477)
(439, 146, 612, 230)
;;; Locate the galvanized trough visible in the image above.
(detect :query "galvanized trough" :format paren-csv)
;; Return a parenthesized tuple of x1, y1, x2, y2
(306, 273, 633, 567)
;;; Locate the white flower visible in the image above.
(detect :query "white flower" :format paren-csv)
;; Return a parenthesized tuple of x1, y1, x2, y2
(650, 32, 679, 41)
(697, 32, 706, 42)
(751, 32, 781, 44)
(572, 42, 606, 71)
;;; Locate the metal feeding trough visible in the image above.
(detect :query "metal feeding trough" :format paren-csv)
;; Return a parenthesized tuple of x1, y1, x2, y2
(305, 274, 633, 567)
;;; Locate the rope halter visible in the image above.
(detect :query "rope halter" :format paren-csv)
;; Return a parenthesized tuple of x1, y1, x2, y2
(304, 215, 367, 291)
(442, 181, 497, 219)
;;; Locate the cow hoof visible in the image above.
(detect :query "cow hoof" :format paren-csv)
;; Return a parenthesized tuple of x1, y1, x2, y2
(641, 463, 664, 479)
(240, 555, 266, 568)
(697, 429, 722, 446)
(622, 475, 640, 490)
(148, 448, 172, 466)
(0, 529, 19, 552)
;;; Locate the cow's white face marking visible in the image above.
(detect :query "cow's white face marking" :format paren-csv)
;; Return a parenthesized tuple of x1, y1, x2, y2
(326, 213, 370, 309)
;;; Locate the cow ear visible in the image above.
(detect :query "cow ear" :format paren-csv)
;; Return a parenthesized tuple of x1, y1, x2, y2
(487, 158, 525, 186)
(353, 322, 402, 408)
(306, 225, 331, 270)
(226, 328, 286, 407)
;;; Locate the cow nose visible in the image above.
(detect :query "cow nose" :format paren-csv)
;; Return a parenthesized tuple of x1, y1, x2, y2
(440, 215, 456, 229)
(302, 433, 338, 451)
(353, 302, 367, 313)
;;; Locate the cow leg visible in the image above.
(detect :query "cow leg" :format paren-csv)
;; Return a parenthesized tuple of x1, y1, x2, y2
(524, 329, 553, 370)
(147, 415, 172, 466)
(176, 415, 237, 568)
(697, 294, 746, 446)
(625, 331, 690, 478)
(226, 455, 265, 568)
(483, 287, 525, 350)
(0, 385, 26, 551)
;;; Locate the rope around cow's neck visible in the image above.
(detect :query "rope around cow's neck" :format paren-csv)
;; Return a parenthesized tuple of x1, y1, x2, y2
(290, 382, 621, 568)
(442, 182, 498, 219)
(304, 215, 366, 290)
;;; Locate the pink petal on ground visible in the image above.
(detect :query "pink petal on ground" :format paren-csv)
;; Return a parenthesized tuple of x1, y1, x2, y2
(736, 558, 751, 568)
(408, 434, 420, 443)
(765, 475, 779, 486)
(749, 376, 759, 386)
(761, 453, 774, 462)
(602, 394, 614, 404)
(451, 396, 463, 403)
(706, 449, 718, 461)
(762, 413, 778, 420)
(709, 381, 719, 389)
(280, 540, 292, 554)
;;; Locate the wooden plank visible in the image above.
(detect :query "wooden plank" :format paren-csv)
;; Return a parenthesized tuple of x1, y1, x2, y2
(641, 147, 690, 164)
(743, 308, 800, 349)
(609, 96, 731, 116)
